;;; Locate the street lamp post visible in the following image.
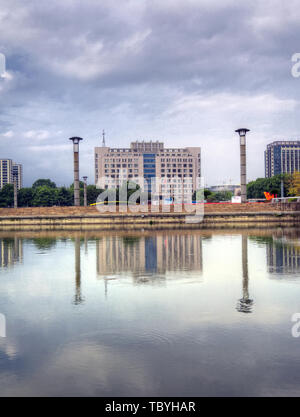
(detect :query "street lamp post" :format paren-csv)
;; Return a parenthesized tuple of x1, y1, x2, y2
(235, 128, 250, 204)
(13, 175, 18, 209)
(69, 137, 83, 206)
(83, 176, 88, 207)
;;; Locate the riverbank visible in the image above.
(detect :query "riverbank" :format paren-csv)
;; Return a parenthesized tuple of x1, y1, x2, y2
(0, 202, 285, 216)
(0, 203, 299, 230)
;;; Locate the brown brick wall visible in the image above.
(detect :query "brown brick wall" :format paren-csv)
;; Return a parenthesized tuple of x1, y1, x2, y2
(0, 202, 282, 217)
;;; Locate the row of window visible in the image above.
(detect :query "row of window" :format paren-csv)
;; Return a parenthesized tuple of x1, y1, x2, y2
(161, 163, 193, 168)
(160, 158, 194, 163)
(161, 184, 193, 188)
(162, 168, 193, 172)
(161, 174, 193, 178)
(95, 154, 200, 161)
(105, 170, 139, 176)
(104, 163, 139, 168)
(99, 179, 194, 187)
(103, 158, 139, 163)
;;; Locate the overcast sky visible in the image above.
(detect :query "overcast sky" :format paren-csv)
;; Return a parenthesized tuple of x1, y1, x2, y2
(0, 0, 300, 187)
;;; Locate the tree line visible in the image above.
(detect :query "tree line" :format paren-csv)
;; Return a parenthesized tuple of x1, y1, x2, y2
(247, 173, 300, 199)
(1, 173, 300, 207)
(0, 179, 102, 208)
(0, 178, 145, 208)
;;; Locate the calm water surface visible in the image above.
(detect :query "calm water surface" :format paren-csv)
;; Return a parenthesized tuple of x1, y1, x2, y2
(1, 228, 300, 396)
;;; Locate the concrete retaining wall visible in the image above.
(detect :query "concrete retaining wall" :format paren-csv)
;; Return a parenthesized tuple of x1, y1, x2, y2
(0, 210, 299, 230)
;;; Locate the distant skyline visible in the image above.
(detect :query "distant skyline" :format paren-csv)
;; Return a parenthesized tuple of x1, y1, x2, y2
(1, 0, 300, 187)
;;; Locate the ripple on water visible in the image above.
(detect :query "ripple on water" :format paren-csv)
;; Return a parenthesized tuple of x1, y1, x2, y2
(74, 326, 211, 351)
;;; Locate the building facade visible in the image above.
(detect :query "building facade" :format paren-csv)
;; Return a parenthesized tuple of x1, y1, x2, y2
(94, 141, 201, 193)
(12, 163, 23, 190)
(0, 159, 13, 189)
(0, 159, 23, 190)
(265, 141, 300, 177)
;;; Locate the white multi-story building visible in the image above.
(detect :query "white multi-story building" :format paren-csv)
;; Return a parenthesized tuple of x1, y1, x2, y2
(0, 159, 23, 190)
(94, 140, 201, 194)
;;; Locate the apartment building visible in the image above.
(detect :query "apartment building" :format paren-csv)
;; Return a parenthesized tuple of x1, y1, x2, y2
(0, 159, 13, 189)
(94, 140, 201, 194)
(265, 141, 300, 177)
(12, 163, 23, 190)
(0, 159, 23, 190)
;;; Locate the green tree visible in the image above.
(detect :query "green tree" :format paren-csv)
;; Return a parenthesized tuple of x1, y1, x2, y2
(56, 187, 73, 206)
(206, 193, 217, 202)
(32, 186, 58, 207)
(69, 181, 84, 190)
(32, 179, 56, 189)
(289, 171, 300, 196)
(247, 174, 291, 199)
(0, 184, 14, 207)
(215, 191, 233, 201)
(18, 188, 34, 207)
(205, 190, 233, 202)
(204, 189, 212, 199)
(87, 185, 104, 206)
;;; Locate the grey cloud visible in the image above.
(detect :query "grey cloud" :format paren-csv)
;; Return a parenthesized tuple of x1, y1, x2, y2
(0, 0, 300, 185)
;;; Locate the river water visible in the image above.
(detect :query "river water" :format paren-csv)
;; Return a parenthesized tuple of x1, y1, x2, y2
(1, 228, 300, 396)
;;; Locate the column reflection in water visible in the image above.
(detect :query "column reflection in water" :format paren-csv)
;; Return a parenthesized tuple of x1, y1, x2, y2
(236, 234, 253, 313)
(0, 237, 23, 268)
(84, 235, 88, 255)
(73, 236, 84, 305)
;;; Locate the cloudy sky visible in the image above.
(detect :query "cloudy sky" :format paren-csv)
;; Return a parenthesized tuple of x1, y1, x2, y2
(0, 0, 300, 187)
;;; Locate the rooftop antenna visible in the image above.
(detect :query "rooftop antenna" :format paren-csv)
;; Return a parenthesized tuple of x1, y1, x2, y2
(102, 130, 106, 147)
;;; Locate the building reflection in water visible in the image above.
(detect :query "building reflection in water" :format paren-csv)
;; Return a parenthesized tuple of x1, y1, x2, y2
(0, 237, 23, 268)
(236, 235, 253, 314)
(73, 236, 84, 305)
(267, 235, 300, 276)
(96, 234, 203, 285)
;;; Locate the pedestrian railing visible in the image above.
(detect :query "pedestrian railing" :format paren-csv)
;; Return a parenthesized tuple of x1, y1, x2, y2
(271, 197, 300, 203)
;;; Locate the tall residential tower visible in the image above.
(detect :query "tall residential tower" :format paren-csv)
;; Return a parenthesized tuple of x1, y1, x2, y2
(0, 159, 23, 190)
(265, 141, 300, 177)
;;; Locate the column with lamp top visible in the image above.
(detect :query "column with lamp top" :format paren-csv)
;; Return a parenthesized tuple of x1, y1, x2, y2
(235, 128, 250, 204)
(69, 137, 83, 206)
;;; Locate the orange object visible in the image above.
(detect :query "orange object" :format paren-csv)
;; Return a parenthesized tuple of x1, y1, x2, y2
(264, 192, 274, 201)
